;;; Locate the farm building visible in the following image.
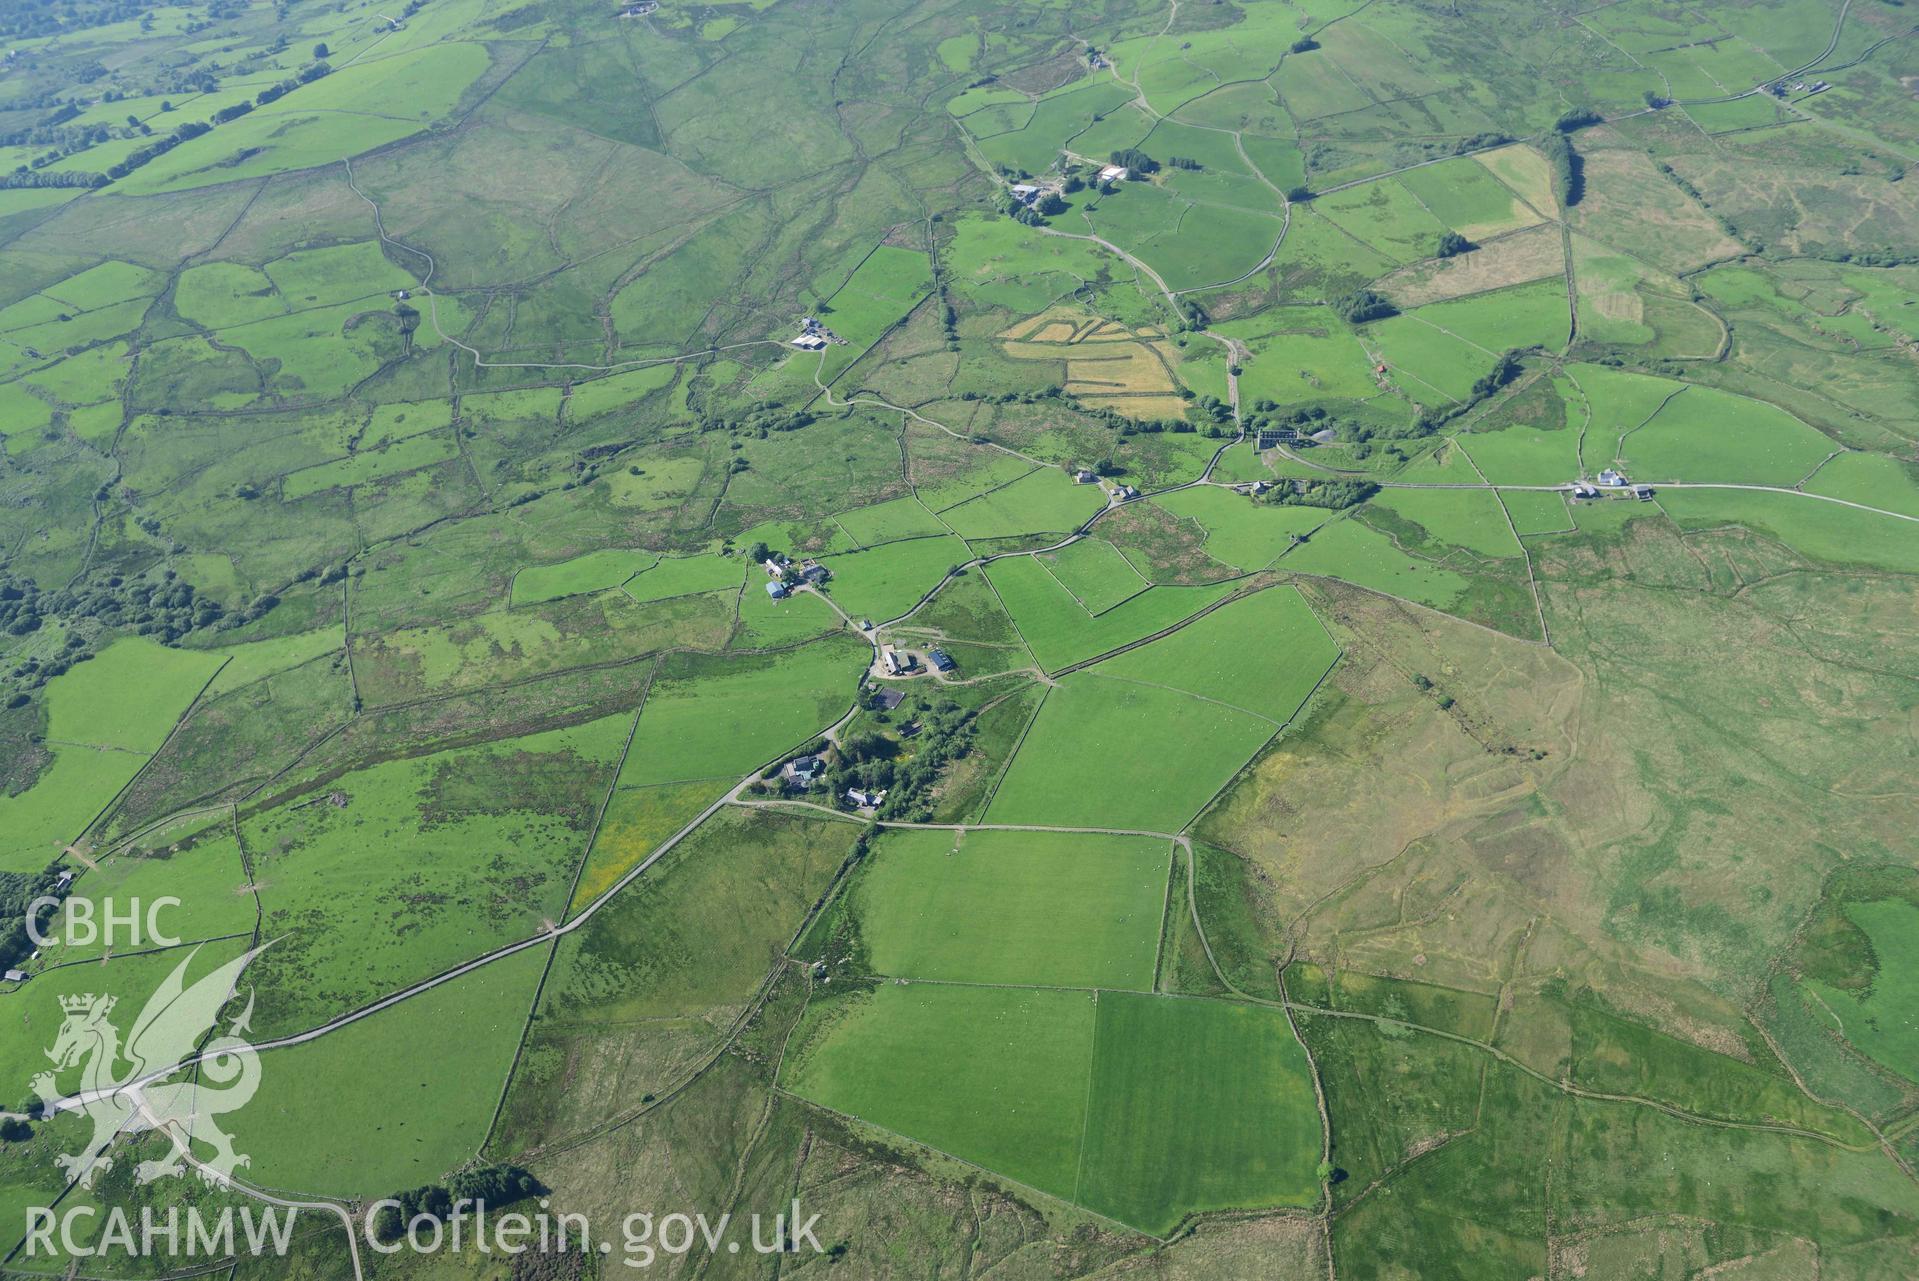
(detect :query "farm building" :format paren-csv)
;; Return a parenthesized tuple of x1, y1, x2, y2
(928, 648, 956, 672)
(798, 559, 829, 584)
(1633, 484, 1656, 501)
(765, 581, 789, 599)
(873, 687, 905, 711)
(785, 754, 823, 786)
(1009, 183, 1040, 204)
(764, 556, 788, 577)
(881, 645, 915, 675)
(1074, 468, 1097, 483)
(847, 787, 887, 808)
(1598, 469, 1627, 487)
(1570, 482, 1601, 499)
(791, 332, 827, 350)
(3, 969, 24, 983)
(1098, 164, 1129, 183)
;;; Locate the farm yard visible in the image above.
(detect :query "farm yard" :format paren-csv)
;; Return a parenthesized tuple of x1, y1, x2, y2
(1, 0, 1917, 1274)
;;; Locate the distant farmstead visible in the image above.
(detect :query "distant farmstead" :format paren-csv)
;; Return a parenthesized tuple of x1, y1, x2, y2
(1098, 164, 1130, 183)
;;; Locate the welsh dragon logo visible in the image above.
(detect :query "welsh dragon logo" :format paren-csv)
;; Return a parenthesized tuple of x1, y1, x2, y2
(33, 944, 266, 1189)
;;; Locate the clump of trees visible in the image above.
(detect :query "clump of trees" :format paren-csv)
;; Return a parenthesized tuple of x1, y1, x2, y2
(1470, 349, 1524, 399)
(1290, 36, 1319, 53)
(371, 1167, 544, 1244)
(1554, 106, 1602, 133)
(1542, 131, 1584, 206)
(1108, 147, 1159, 174)
(1264, 477, 1379, 509)
(1436, 230, 1474, 258)
(0, 863, 67, 979)
(1333, 288, 1396, 324)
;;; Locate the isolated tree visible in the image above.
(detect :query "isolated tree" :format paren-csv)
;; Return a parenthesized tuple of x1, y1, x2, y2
(313, 41, 329, 57)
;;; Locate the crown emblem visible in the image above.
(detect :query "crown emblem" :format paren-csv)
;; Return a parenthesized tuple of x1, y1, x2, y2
(59, 994, 114, 1017)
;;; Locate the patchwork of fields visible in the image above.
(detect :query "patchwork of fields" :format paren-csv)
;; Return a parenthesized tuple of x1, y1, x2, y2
(2, 0, 1917, 1273)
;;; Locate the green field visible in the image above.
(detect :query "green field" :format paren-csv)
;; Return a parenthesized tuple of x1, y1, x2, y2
(1370, 487, 1523, 558)
(787, 983, 1097, 1197)
(621, 554, 747, 604)
(938, 466, 1107, 540)
(1092, 585, 1337, 722)
(1153, 487, 1332, 571)
(0, 639, 223, 872)
(985, 555, 1234, 672)
(987, 673, 1277, 832)
(619, 641, 863, 786)
(787, 984, 1322, 1233)
(232, 945, 547, 1197)
(1076, 992, 1322, 1232)
(1036, 536, 1151, 614)
(511, 548, 659, 605)
(240, 715, 629, 1034)
(821, 534, 971, 621)
(849, 828, 1169, 989)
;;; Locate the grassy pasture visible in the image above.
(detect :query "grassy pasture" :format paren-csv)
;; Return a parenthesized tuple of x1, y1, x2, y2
(835, 495, 948, 546)
(510, 549, 658, 606)
(0, 940, 252, 1110)
(1410, 280, 1570, 355)
(1474, 143, 1558, 217)
(986, 673, 1277, 832)
(1619, 385, 1833, 485)
(984, 555, 1234, 673)
(1036, 537, 1151, 614)
(1502, 489, 1575, 536)
(786, 983, 1097, 1199)
(40, 831, 256, 966)
(1462, 422, 1582, 486)
(240, 714, 629, 1034)
(282, 432, 458, 498)
(820, 534, 971, 622)
(568, 364, 677, 420)
(618, 640, 862, 787)
(1077, 992, 1321, 1233)
(0, 639, 222, 873)
(1218, 306, 1379, 404)
(1397, 157, 1542, 240)
(1281, 517, 1470, 610)
(938, 465, 1106, 539)
(1806, 452, 1919, 518)
(231, 945, 545, 1197)
(505, 808, 854, 1151)
(1092, 584, 1338, 722)
(1368, 315, 1495, 403)
(263, 241, 413, 307)
(1152, 487, 1329, 571)
(1370, 488, 1523, 558)
(621, 553, 745, 604)
(1311, 180, 1449, 263)
(567, 779, 740, 914)
(942, 214, 1120, 315)
(849, 828, 1169, 990)
(733, 574, 841, 646)
(1658, 490, 1919, 574)
(115, 43, 492, 194)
